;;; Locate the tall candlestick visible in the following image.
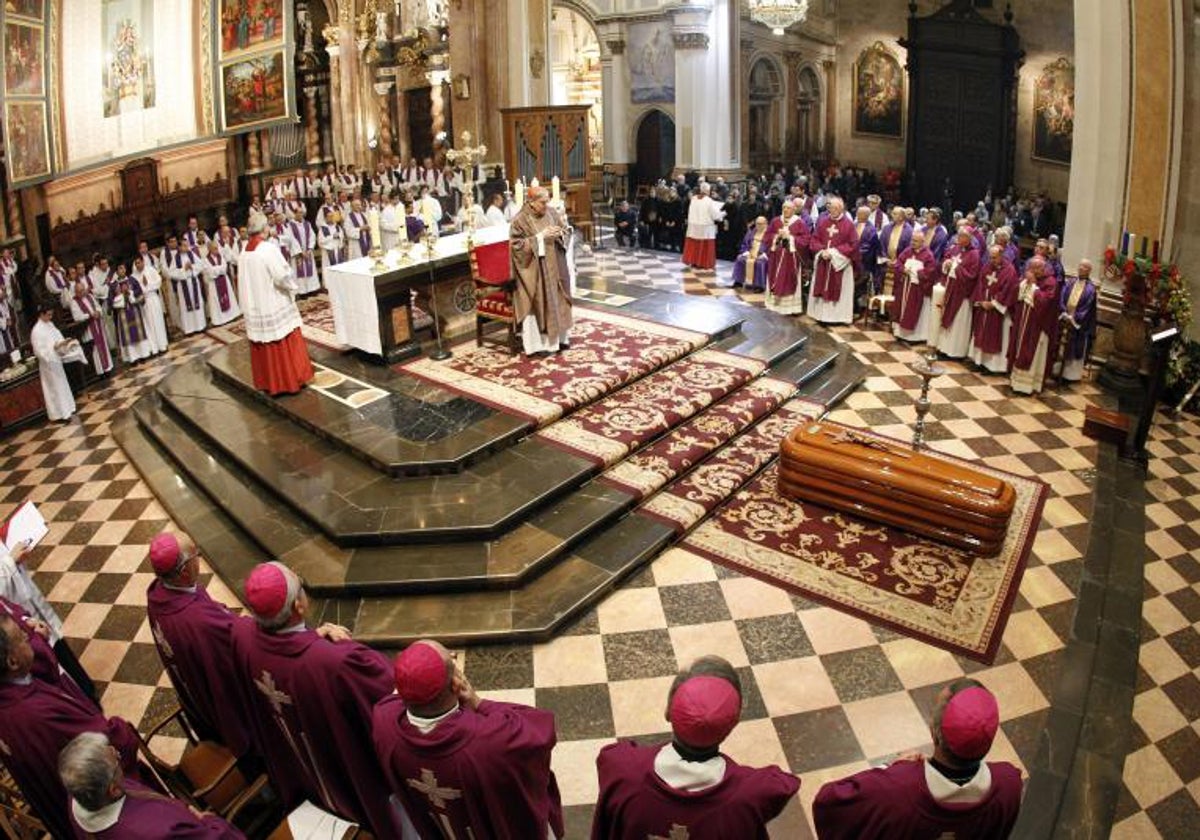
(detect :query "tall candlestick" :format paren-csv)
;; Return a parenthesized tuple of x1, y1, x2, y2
(1121, 230, 1130, 257)
(515, 180, 524, 209)
(927, 282, 946, 351)
(367, 208, 382, 252)
(551, 176, 560, 202)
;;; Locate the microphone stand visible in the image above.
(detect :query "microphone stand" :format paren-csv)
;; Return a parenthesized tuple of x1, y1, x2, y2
(423, 231, 452, 361)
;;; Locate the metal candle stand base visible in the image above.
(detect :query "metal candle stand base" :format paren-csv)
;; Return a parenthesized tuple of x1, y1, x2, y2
(911, 351, 946, 450)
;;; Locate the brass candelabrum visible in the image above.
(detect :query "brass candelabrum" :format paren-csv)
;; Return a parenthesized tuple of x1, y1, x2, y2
(910, 349, 945, 451)
(423, 230, 451, 361)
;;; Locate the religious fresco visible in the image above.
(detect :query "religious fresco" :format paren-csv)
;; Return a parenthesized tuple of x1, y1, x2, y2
(3, 0, 44, 19)
(3, 100, 51, 185)
(220, 48, 287, 131)
(101, 0, 156, 118)
(627, 21, 674, 104)
(853, 41, 903, 138)
(4, 22, 44, 97)
(219, 0, 285, 60)
(1032, 56, 1074, 165)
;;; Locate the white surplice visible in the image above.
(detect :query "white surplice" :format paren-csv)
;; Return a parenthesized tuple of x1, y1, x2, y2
(30, 319, 76, 421)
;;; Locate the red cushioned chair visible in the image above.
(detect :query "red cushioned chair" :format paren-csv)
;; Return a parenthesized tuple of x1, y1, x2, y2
(469, 239, 519, 352)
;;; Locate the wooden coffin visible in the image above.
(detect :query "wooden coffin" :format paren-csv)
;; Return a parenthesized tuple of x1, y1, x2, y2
(778, 422, 1016, 556)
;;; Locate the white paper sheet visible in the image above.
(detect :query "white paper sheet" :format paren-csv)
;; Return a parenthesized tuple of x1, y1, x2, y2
(286, 801, 357, 840)
(1, 501, 48, 553)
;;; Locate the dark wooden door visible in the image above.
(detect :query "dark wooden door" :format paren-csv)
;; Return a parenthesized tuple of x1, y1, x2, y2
(634, 110, 675, 188)
(407, 87, 434, 160)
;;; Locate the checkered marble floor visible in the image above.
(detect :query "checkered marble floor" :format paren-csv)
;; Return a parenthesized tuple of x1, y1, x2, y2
(1, 244, 1193, 838)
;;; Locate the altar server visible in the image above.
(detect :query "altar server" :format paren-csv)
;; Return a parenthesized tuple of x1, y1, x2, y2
(373, 639, 564, 840)
(591, 656, 799, 839)
(936, 228, 981, 358)
(808, 196, 859, 324)
(145, 532, 252, 759)
(60, 732, 246, 839)
(731, 216, 769, 290)
(199, 240, 242, 327)
(765, 200, 808, 315)
(131, 254, 169, 355)
(240, 213, 312, 395)
(0, 614, 143, 840)
(162, 236, 206, 335)
(890, 229, 937, 342)
(1055, 260, 1098, 382)
(970, 246, 1021, 373)
(230, 562, 395, 835)
(69, 279, 114, 376)
(108, 264, 154, 363)
(1008, 257, 1059, 395)
(30, 305, 77, 421)
(813, 680, 1022, 839)
(682, 183, 726, 271)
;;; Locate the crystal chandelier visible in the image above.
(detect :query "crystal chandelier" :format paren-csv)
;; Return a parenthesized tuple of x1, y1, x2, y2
(748, 0, 809, 36)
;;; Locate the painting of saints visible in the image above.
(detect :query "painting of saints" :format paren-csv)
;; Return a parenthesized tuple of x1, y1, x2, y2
(1033, 57, 1074, 165)
(4, 101, 51, 185)
(221, 50, 288, 131)
(219, 0, 285, 58)
(628, 22, 674, 104)
(853, 41, 903, 138)
(4, 23, 44, 97)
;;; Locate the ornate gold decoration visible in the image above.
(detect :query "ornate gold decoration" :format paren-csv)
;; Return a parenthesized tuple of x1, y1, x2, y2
(672, 32, 710, 50)
(322, 23, 341, 47)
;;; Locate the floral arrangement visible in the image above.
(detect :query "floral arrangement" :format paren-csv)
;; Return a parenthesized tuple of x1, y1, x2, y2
(1104, 246, 1194, 391)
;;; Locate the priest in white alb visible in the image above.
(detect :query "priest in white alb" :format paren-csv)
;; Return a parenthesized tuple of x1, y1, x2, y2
(682, 183, 726, 270)
(31, 305, 79, 421)
(240, 213, 314, 395)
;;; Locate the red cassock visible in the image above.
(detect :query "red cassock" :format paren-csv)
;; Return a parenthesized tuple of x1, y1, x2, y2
(766, 217, 810, 298)
(0, 596, 96, 711)
(889, 246, 936, 329)
(939, 244, 981, 328)
(229, 623, 396, 837)
(1008, 273, 1059, 371)
(146, 580, 254, 757)
(69, 779, 246, 839)
(372, 696, 564, 840)
(970, 261, 1020, 355)
(590, 741, 800, 840)
(249, 329, 313, 395)
(0, 679, 142, 840)
(809, 214, 859, 304)
(812, 760, 1023, 840)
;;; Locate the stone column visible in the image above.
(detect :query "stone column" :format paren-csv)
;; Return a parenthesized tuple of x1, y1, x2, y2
(395, 88, 411, 162)
(673, 2, 740, 173)
(246, 130, 262, 172)
(507, 0, 550, 107)
(259, 130, 272, 170)
(600, 35, 630, 164)
(822, 59, 836, 158)
(303, 86, 323, 163)
(326, 43, 344, 164)
(375, 81, 395, 157)
(430, 72, 448, 161)
(784, 52, 802, 151)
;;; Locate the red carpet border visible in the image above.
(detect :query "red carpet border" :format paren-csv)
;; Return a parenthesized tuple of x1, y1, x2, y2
(668, 427, 1048, 663)
(534, 350, 767, 466)
(400, 308, 708, 426)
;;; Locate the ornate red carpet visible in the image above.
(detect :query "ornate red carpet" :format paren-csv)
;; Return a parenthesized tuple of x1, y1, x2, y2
(400, 308, 709, 426)
(657, 424, 1047, 663)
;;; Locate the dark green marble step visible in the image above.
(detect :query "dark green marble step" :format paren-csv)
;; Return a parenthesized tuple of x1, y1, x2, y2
(766, 331, 841, 389)
(153, 359, 595, 545)
(207, 342, 531, 477)
(795, 344, 868, 409)
(344, 514, 678, 646)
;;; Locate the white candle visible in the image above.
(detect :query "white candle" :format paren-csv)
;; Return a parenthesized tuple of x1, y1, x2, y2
(928, 282, 946, 348)
(367, 208, 382, 252)
(551, 176, 560, 202)
(515, 180, 524, 209)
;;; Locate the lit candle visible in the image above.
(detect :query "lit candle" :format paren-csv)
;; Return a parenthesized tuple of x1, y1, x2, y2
(551, 175, 560, 202)
(515, 180, 524, 209)
(367, 208, 382, 252)
(928, 282, 947, 349)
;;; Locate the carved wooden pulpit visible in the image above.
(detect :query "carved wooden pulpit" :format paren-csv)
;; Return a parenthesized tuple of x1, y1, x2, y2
(499, 106, 592, 226)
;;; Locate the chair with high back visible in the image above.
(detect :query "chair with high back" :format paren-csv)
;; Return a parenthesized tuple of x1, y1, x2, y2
(468, 238, 518, 351)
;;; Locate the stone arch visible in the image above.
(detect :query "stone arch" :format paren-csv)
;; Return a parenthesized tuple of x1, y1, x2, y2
(747, 53, 786, 170)
(796, 63, 824, 159)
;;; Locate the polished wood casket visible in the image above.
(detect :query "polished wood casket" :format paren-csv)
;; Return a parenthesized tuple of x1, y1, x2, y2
(778, 421, 1016, 556)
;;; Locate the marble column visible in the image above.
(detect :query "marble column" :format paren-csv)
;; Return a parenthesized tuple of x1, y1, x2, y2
(600, 35, 630, 164)
(303, 86, 323, 163)
(326, 43, 345, 165)
(375, 81, 395, 157)
(672, 2, 740, 173)
(784, 51, 802, 151)
(506, 0, 550, 107)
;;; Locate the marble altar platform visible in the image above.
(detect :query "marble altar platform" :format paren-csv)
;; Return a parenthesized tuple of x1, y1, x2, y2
(114, 281, 866, 645)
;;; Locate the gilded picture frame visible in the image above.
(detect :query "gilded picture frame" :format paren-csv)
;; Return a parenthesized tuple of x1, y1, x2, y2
(853, 41, 904, 139)
(1032, 56, 1074, 166)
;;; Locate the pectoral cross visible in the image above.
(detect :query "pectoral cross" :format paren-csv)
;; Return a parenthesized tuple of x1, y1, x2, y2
(254, 671, 293, 715)
(407, 768, 463, 809)
(151, 622, 174, 659)
(650, 825, 690, 840)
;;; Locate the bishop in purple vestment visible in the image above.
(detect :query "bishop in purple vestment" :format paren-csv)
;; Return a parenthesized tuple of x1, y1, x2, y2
(765, 202, 809, 315)
(876, 211, 913, 297)
(0, 614, 143, 840)
(1056, 260, 1098, 382)
(229, 562, 396, 837)
(936, 229, 982, 358)
(0, 595, 95, 710)
(808, 197, 860, 324)
(731, 217, 770, 290)
(890, 230, 937, 341)
(813, 679, 1023, 839)
(373, 639, 565, 840)
(145, 532, 253, 758)
(591, 656, 799, 840)
(924, 208, 950, 260)
(60, 732, 245, 839)
(853, 207, 881, 294)
(970, 246, 1021, 373)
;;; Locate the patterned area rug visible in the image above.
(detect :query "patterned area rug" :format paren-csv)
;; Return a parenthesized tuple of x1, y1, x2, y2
(210, 293, 432, 351)
(669, 428, 1048, 663)
(400, 308, 709, 426)
(535, 350, 766, 466)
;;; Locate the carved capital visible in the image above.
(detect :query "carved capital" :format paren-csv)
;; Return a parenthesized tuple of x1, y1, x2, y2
(374, 81, 395, 95)
(673, 32, 709, 51)
(529, 48, 546, 79)
(606, 39, 626, 56)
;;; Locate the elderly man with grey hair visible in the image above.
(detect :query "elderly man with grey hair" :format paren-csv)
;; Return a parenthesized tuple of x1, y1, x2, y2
(228, 562, 397, 836)
(239, 211, 314, 395)
(59, 731, 244, 838)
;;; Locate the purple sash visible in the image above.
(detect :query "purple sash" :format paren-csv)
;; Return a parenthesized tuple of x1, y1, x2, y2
(48, 268, 67, 291)
(352, 212, 369, 253)
(75, 294, 112, 370)
(168, 251, 200, 312)
(207, 255, 231, 310)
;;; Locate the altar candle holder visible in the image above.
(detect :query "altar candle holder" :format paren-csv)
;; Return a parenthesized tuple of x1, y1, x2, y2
(423, 231, 452, 361)
(910, 356, 945, 451)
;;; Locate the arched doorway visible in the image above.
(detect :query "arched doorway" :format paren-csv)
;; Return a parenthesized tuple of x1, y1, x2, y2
(550, 5, 603, 163)
(634, 109, 676, 192)
(797, 66, 822, 161)
(748, 57, 783, 171)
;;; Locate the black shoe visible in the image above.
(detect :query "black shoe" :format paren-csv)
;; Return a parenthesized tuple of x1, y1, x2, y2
(559, 342, 571, 351)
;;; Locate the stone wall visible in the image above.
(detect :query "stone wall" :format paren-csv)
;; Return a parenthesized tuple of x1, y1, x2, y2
(834, 0, 1074, 201)
(1174, 2, 1199, 340)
